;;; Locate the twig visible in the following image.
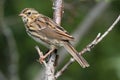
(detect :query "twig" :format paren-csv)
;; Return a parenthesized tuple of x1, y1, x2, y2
(55, 15, 120, 78)
(96, 15, 120, 44)
(35, 0, 63, 80)
(58, 0, 110, 64)
(53, 0, 63, 25)
(35, 1, 110, 80)
(35, 46, 56, 80)
(79, 33, 101, 55)
(54, 33, 101, 78)
(55, 58, 74, 78)
(35, 46, 47, 67)
(79, 14, 120, 55)
(44, 54, 56, 80)
(42, 0, 63, 80)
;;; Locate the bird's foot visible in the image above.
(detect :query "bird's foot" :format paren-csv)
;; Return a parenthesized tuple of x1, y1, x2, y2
(39, 56, 46, 63)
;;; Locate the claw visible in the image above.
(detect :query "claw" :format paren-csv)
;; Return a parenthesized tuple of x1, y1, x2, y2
(39, 56, 45, 63)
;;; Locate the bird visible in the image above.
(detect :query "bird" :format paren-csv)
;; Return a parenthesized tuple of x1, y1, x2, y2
(19, 8, 89, 68)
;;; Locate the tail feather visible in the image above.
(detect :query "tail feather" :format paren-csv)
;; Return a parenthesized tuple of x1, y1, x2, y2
(63, 42, 89, 68)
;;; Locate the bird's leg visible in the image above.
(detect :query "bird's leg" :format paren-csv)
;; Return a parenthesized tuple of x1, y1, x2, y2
(39, 46, 56, 63)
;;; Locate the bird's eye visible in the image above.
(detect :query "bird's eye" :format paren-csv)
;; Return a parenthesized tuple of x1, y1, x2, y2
(27, 12, 31, 15)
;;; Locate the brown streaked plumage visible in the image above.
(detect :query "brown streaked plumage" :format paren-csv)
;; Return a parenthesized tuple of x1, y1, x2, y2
(19, 8, 89, 68)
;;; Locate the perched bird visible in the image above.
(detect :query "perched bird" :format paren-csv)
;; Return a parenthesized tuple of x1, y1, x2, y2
(19, 8, 89, 68)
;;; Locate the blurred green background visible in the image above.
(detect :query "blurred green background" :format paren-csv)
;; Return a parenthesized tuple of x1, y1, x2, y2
(0, 0, 120, 80)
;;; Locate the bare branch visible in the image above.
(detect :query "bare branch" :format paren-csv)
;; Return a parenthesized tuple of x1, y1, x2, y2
(44, 54, 56, 80)
(35, 1, 110, 80)
(96, 15, 120, 44)
(79, 14, 120, 55)
(79, 33, 101, 55)
(35, 46, 56, 80)
(35, 46, 47, 67)
(56, 15, 120, 78)
(55, 58, 74, 78)
(53, 0, 63, 25)
(58, 0, 109, 65)
(35, 0, 63, 80)
(42, 0, 64, 79)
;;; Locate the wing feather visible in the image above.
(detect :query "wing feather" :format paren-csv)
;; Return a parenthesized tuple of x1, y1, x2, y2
(34, 15, 74, 41)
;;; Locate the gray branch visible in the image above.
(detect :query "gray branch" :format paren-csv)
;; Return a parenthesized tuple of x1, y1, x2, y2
(55, 14, 120, 78)
(35, 0, 110, 80)
(58, 0, 110, 65)
(35, 46, 56, 80)
(35, 0, 63, 80)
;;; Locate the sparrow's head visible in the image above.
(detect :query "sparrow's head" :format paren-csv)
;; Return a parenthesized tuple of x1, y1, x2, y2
(19, 8, 39, 23)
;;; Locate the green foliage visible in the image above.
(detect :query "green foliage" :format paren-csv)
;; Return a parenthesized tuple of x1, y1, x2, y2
(0, 0, 120, 80)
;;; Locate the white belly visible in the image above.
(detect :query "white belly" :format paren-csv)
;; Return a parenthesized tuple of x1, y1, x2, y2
(27, 30, 64, 48)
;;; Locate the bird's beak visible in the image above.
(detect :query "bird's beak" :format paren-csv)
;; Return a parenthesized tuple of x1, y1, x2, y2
(19, 13, 24, 17)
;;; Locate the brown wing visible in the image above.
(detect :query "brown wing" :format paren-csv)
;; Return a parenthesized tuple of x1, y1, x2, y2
(33, 14, 74, 41)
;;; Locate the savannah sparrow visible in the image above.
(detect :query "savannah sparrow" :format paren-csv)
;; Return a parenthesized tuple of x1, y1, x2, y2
(19, 8, 89, 68)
